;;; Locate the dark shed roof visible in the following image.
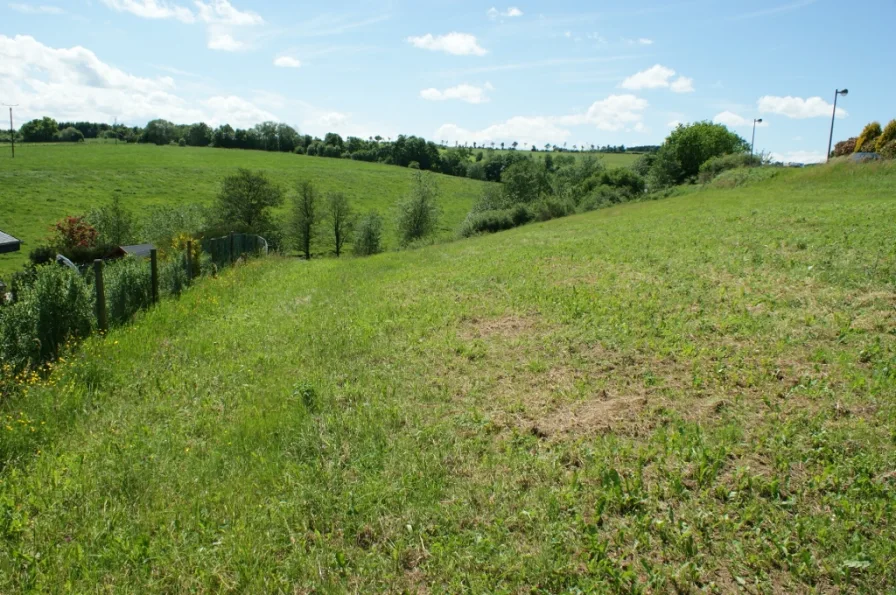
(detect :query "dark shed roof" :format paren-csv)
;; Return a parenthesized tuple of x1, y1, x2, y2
(0, 230, 21, 254)
(110, 244, 155, 259)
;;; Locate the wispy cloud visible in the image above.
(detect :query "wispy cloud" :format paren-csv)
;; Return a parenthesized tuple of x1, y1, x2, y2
(420, 83, 493, 104)
(730, 0, 817, 20)
(408, 33, 487, 56)
(487, 6, 523, 20)
(620, 64, 694, 93)
(285, 13, 391, 38)
(273, 56, 301, 68)
(8, 3, 64, 14)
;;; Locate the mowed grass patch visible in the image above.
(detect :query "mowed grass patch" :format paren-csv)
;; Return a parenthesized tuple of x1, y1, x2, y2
(1, 161, 895, 591)
(0, 143, 494, 275)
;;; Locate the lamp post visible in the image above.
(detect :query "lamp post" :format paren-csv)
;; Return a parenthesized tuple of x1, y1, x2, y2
(751, 118, 763, 159)
(826, 88, 848, 162)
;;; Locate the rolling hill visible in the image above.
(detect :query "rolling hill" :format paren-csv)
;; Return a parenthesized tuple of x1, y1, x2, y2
(1, 161, 895, 591)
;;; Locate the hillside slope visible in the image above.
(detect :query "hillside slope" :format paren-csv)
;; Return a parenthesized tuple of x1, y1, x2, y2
(2, 162, 895, 591)
(0, 143, 494, 275)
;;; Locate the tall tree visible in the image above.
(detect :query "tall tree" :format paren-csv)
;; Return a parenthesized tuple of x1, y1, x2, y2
(290, 181, 318, 259)
(215, 169, 284, 232)
(325, 192, 354, 257)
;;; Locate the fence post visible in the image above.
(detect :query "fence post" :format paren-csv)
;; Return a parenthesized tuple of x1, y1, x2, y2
(94, 259, 108, 333)
(150, 249, 159, 304)
(229, 232, 235, 266)
(186, 240, 193, 282)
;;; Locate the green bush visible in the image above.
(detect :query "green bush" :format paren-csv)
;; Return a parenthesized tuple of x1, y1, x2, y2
(0, 265, 94, 370)
(855, 121, 882, 153)
(875, 120, 896, 153)
(353, 212, 384, 256)
(102, 258, 153, 326)
(579, 185, 630, 212)
(160, 256, 189, 297)
(56, 127, 84, 143)
(698, 153, 762, 182)
(710, 166, 782, 189)
(879, 140, 896, 160)
(459, 209, 516, 238)
(531, 197, 574, 222)
(396, 172, 441, 246)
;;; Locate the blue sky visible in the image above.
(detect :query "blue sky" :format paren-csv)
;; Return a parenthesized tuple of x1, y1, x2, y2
(2, 0, 894, 162)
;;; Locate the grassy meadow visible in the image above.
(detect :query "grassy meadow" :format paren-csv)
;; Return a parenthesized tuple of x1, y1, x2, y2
(0, 143, 496, 275)
(1, 161, 895, 591)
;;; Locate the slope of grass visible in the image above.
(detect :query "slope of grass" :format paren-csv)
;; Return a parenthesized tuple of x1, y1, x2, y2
(0, 143, 494, 275)
(1, 161, 895, 591)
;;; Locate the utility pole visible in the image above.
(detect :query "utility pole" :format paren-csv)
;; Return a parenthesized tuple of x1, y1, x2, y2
(2, 104, 17, 158)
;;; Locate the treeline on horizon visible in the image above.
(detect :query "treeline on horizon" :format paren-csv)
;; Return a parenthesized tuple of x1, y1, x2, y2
(0, 116, 658, 182)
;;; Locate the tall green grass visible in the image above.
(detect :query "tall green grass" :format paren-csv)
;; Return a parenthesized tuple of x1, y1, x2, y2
(1, 161, 894, 591)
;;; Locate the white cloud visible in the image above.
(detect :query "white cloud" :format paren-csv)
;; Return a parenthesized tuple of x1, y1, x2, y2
(8, 3, 64, 14)
(669, 76, 693, 93)
(207, 32, 244, 51)
(436, 93, 649, 145)
(100, 0, 195, 23)
(620, 64, 694, 92)
(407, 32, 487, 56)
(713, 111, 768, 128)
(437, 117, 571, 147)
(0, 34, 282, 128)
(273, 56, 301, 68)
(420, 83, 491, 104)
(638, 38, 653, 45)
(758, 95, 847, 119)
(487, 6, 523, 20)
(770, 150, 826, 164)
(194, 0, 262, 26)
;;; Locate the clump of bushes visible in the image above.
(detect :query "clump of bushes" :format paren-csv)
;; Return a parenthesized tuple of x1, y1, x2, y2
(100, 258, 153, 326)
(0, 266, 94, 370)
(354, 212, 384, 256)
(698, 153, 762, 183)
(875, 119, 896, 154)
(854, 122, 882, 153)
(396, 172, 441, 246)
(832, 137, 857, 157)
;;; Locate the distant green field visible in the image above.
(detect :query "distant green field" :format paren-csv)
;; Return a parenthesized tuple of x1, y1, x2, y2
(2, 162, 895, 591)
(0, 143, 494, 275)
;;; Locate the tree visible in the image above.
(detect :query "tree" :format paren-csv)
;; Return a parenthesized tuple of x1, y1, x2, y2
(88, 196, 139, 247)
(187, 123, 213, 147)
(354, 211, 383, 256)
(649, 121, 749, 187)
(396, 172, 441, 246)
(56, 127, 85, 142)
(325, 192, 354, 256)
(216, 169, 284, 232)
(142, 119, 176, 145)
(290, 181, 318, 259)
(20, 117, 58, 142)
(502, 159, 549, 204)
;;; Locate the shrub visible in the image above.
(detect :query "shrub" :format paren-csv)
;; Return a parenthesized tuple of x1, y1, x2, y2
(875, 120, 896, 153)
(579, 185, 630, 212)
(56, 127, 85, 143)
(698, 153, 762, 182)
(53, 216, 98, 252)
(294, 146, 306, 155)
(354, 212, 384, 256)
(531, 197, 574, 222)
(88, 196, 139, 248)
(459, 209, 516, 238)
(879, 140, 896, 160)
(710, 166, 782, 189)
(833, 137, 857, 157)
(102, 257, 152, 326)
(649, 121, 749, 187)
(29, 245, 56, 266)
(160, 255, 189, 297)
(171, 233, 202, 277)
(470, 184, 508, 214)
(854, 122, 882, 153)
(0, 265, 94, 370)
(597, 167, 646, 194)
(142, 204, 208, 254)
(396, 172, 441, 246)
(408, 161, 420, 169)
(178, 138, 187, 147)
(466, 161, 486, 181)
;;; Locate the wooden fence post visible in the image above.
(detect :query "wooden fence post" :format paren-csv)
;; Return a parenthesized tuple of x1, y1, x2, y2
(186, 240, 193, 282)
(150, 249, 159, 304)
(94, 259, 108, 333)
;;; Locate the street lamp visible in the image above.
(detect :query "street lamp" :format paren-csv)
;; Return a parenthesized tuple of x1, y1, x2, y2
(751, 118, 763, 159)
(826, 88, 848, 162)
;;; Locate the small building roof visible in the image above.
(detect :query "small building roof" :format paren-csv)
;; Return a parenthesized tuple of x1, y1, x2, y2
(113, 244, 155, 259)
(0, 230, 21, 254)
